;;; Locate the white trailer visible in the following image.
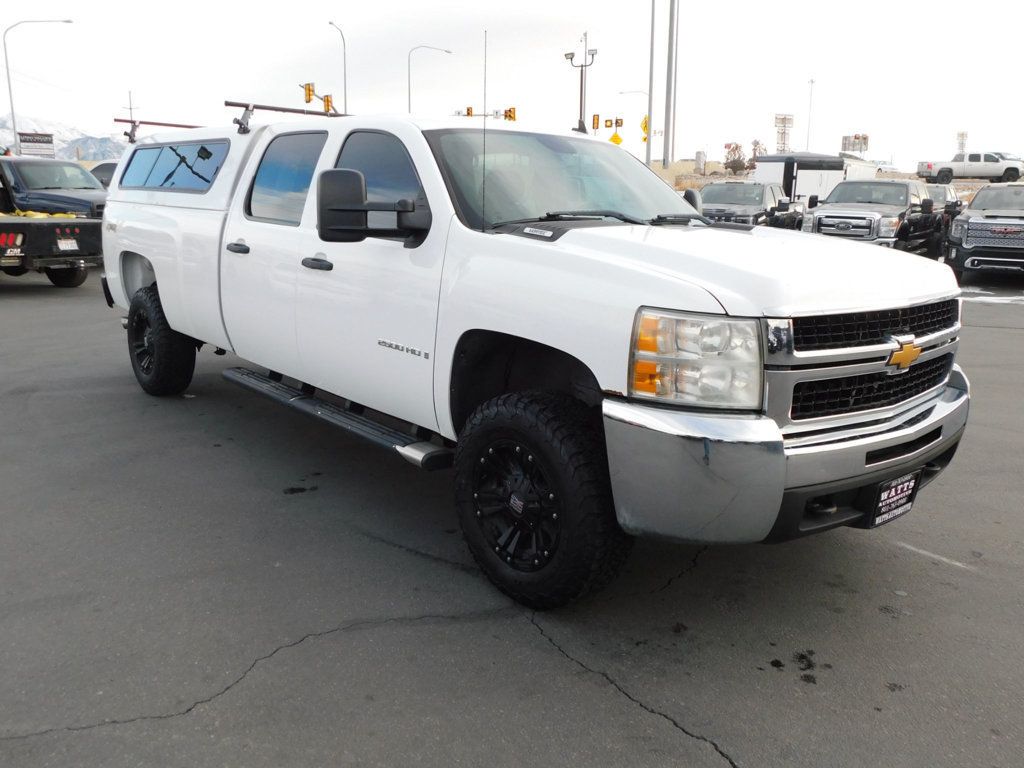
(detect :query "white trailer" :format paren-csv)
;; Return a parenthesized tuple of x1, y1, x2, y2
(753, 152, 877, 203)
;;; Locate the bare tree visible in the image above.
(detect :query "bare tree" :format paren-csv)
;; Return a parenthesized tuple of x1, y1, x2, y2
(724, 142, 746, 175)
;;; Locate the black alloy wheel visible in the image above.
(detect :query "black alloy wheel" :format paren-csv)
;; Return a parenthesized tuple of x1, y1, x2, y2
(126, 285, 196, 396)
(471, 439, 562, 573)
(128, 312, 156, 376)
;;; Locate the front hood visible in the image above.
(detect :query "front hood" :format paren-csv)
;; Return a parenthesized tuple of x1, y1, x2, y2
(811, 202, 905, 217)
(702, 204, 762, 216)
(963, 209, 1024, 220)
(553, 224, 958, 317)
(17, 189, 106, 213)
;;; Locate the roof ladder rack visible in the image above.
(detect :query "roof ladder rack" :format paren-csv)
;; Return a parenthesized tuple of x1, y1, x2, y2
(224, 100, 347, 135)
(113, 118, 202, 143)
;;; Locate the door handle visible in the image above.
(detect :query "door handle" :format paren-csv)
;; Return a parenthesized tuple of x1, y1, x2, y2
(301, 257, 334, 271)
(226, 241, 250, 254)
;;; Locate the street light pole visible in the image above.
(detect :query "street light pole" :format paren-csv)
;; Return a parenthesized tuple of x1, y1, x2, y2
(328, 22, 347, 114)
(645, 0, 655, 167)
(3, 19, 73, 155)
(564, 33, 597, 134)
(806, 77, 815, 151)
(407, 44, 452, 114)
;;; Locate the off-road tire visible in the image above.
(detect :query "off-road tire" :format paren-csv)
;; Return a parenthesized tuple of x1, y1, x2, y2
(936, 169, 953, 184)
(127, 286, 196, 396)
(45, 267, 88, 288)
(455, 391, 632, 609)
(1002, 168, 1020, 183)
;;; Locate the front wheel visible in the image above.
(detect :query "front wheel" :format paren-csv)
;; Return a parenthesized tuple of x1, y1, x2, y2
(45, 267, 88, 288)
(127, 286, 196, 396)
(455, 392, 632, 609)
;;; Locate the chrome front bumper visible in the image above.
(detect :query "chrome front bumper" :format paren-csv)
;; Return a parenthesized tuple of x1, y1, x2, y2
(602, 366, 970, 544)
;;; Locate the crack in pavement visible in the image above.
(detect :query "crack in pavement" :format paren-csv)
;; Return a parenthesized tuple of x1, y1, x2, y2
(0, 606, 514, 742)
(527, 613, 740, 768)
(347, 524, 480, 576)
(651, 546, 709, 595)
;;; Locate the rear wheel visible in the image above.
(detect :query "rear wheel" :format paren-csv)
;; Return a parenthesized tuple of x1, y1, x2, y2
(455, 391, 632, 609)
(1002, 168, 1020, 182)
(127, 286, 196, 396)
(45, 267, 88, 288)
(2, 267, 28, 277)
(936, 169, 953, 184)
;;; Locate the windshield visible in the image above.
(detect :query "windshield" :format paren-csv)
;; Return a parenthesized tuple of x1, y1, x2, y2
(826, 182, 907, 206)
(16, 161, 104, 191)
(926, 185, 949, 203)
(995, 153, 1021, 161)
(970, 186, 1024, 211)
(701, 183, 764, 205)
(424, 128, 695, 229)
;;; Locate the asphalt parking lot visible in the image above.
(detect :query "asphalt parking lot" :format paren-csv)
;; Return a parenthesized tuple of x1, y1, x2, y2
(1, 270, 1022, 768)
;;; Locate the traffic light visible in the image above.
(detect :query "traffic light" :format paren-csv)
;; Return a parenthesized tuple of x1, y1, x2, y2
(592, 114, 599, 130)
(323, 94, 333, 113)
(614, 117, 623, 128)
(503, 107, 516, 121)
(303, 83, 315, 104)
(604, 119, 613, 128)
(466, 106, 473, 117)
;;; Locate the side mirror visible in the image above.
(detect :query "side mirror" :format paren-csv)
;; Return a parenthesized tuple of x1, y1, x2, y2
(776, 199, 791, 213)
(921, 198, 934, 214)
(944, 201, 959, 214)
(317, 168, 431, 244)
(808, 195, 819, 209)
(683, 188, 702, 214)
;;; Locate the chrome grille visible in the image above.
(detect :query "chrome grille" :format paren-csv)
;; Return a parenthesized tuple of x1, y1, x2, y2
(964, 220, 1024, 249)
(792, 300, 960, 351)
(816, 215, 874, 238)
(791, 355, 953, 420)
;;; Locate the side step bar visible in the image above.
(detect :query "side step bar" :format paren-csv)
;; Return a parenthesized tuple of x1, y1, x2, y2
(222, 367, 453, 471)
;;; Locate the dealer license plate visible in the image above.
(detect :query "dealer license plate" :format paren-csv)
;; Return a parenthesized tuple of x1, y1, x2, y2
(56, 238, 79, 252)
(871, 471, 922, 527)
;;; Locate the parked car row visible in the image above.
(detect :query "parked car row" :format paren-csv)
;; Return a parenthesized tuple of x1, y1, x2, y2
(692, 175, 1024, 284)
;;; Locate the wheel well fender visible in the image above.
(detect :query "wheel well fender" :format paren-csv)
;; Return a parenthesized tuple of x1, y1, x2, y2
(448, 330, 603, 435)
(120, 251, 156, 300)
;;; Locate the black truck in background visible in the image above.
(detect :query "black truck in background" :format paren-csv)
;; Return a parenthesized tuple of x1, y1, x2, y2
(0, 156, 104, 288)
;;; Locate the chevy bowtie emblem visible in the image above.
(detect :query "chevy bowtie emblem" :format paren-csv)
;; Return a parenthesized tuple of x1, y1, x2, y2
(887, 341, 922, 370)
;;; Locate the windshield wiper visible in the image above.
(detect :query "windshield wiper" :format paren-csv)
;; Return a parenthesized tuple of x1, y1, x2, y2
(649, 213, 712, 226)
(490, 209, 646, 228)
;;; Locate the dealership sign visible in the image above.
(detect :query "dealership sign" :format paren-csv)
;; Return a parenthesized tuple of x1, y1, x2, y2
(18, 132, 56, 158)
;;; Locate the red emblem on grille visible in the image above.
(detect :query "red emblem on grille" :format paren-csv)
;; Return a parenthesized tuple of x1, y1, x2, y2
(992, 227, 1022, 235)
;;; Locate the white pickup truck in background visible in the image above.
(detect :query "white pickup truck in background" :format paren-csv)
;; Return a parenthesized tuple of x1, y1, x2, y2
(917, 152, 1023, 184)
(101, 116, 970, 607)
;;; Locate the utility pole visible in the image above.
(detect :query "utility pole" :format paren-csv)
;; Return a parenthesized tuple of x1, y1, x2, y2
(123, 91, 137, 122)
(662, 0, 678, 168)
(645, 0, 655, 167)
(806, 78, 815, 151)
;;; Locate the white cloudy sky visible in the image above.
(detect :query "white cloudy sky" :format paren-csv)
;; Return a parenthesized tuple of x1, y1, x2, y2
(2, 0, 1019, 169)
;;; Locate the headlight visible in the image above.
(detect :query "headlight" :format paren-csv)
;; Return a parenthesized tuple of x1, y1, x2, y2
(878, 216, 901, 238)
(629, 309, 763, 409)
(801, 215, 814, 232)
(950, 219, 966, 239)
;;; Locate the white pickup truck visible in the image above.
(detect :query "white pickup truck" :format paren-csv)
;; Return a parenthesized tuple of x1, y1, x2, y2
(917, 152, 1023, 184)
(102, 116, 970, 607)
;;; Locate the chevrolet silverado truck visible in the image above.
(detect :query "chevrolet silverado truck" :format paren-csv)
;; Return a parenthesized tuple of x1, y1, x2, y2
(0, 162, 103, 287)
(917, 152, 1023, 184)
(101, 117, 970, 608)
(801, 179, 945, 256)
(699, 180, 802, 229)
(945, 182, 1024, 281)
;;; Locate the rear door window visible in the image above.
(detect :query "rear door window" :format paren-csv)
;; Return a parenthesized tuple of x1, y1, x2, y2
(247, 132, 328, 225)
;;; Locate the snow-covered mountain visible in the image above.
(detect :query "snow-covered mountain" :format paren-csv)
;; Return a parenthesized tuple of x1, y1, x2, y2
(0, 114, 128, 161)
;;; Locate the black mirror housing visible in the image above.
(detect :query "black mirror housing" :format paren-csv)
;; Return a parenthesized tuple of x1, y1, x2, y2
(317, 168, 432, 245)
(920, 198, 935, 214)
(776, 199, 790, 212)
(808, 195, 819, 209)
(944, 201, 959, 214)
(683, 188, 702, 214)
(318, 169, 369, 243)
